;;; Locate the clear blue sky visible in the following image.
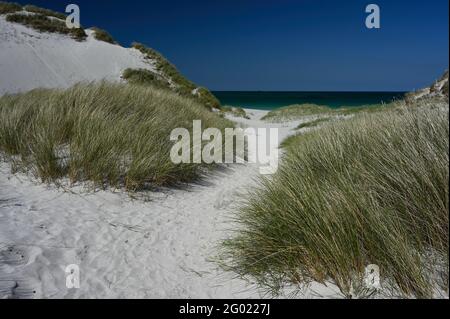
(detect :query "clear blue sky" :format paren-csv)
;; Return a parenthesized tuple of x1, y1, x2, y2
(19, 0, 449, 91)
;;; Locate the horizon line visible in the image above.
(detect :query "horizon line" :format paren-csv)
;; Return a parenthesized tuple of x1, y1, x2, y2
(211, 90, 408, 93)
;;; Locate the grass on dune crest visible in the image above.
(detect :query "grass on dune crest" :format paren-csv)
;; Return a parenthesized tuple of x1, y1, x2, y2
(0, 2, 66, 19)
(131, 43, 222, 109)
(296, 117, 332, 130)
(0, 1, 21, 14)
(0, 83, 233, 191)
(278, 117, 336, 149)
(91, 27, 117, 44)
(6, 13, 87, 41)
(122, 68, 173, 90)
(261, 103, 392, 122)
(222, 104, 449, 298)
(23, 4, 66, 20)
(122, 67, 222, 111)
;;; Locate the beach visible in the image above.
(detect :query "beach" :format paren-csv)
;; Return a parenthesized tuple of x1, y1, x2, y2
(0, 109, 343, 299)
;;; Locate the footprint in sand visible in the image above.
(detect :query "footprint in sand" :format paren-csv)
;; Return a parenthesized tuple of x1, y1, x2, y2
(213, 189, 240, 210)
(0, 277, 38, 299)
(0, 246, 30, 267)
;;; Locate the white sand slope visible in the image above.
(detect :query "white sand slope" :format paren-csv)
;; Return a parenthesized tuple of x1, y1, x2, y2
(0, 110, 343, 299)
(0, 14, 341, 299)
(0, 16, 157, 95)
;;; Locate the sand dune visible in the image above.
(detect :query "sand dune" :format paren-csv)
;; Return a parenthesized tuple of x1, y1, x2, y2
(0, 109, 343, 299)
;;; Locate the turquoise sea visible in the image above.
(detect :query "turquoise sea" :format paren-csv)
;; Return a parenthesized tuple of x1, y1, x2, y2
(212, 91, 406, 110)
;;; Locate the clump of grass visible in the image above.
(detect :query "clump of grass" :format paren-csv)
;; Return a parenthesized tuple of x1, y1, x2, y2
(132, 42, 196, 91)
(0, 83, 233, 190)
(262, 103, 390, 122)
(435, 71, 449, 97)
(296, 117, 332, 130)
(0, 1, 21, 14)
(6, 13, 87, 41)
(194, 87, 221, 110)
(222, 105, 449, 298)
(443, 81, 449, 97)
(91, 27, 117, 44)
(24, 4, 66, 20)
(278, 133, 304, 149)
(122, 68, 171, 90)
(220, 106, 249, 119)
(132, 42, 221, 109)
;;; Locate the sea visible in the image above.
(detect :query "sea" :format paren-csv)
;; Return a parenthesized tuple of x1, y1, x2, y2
(212, 91, 406, 110)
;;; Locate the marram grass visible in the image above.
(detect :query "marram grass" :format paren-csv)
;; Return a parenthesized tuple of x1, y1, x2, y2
(261, 103, 391, 122)
(222, 104, 449, 298)
(0, 82, 232, 190)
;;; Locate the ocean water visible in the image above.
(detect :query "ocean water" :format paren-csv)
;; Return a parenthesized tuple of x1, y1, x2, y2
(212, 91, 406, 110)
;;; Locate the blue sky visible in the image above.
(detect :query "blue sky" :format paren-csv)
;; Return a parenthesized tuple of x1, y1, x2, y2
(18, 0, 449, 91)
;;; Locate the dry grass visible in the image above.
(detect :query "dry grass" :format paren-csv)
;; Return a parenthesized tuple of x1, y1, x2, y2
(262, 103, 392, 122)
(0, 83, 233, 191)
(91, 27, 117, 44)
(296, 117, 332, 130)
(132, 43, 221, 109)
(220, 106, 249, 119)
(6, 13, 87, 41)
(0, 1, 21, 14)
(222, 102, 449, 298)
(23, 4, 66, 20)
(122, 68, 172, 90)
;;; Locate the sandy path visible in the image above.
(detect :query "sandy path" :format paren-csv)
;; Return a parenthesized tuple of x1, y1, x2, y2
(0, 110, 341, 299)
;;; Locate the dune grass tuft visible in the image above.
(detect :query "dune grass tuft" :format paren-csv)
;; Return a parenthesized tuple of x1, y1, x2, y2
(220, 106, 249, 119)
(132, 42, 196, 92)
(0, 83, 232, 190)
(6, 13, 87, 41)
(91, 27, 117, 44)
(262, 103, 391, 122)
(296, 117, 332, 130)
(132, 43, 221, 109)
(23, 4, 66, 20)
(122, 68, 171, 90)
(0, 1, 21, 14)
(193, 87, 222, 110)
(222, 104, 449, 298)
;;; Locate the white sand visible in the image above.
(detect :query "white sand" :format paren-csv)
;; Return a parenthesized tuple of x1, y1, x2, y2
(0, 16, 158, 95)
(0, 109, 343, 299)
(0, 16, 342, 299)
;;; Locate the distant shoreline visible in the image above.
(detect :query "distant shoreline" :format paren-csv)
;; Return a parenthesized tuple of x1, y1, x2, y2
(212, 91, 406, 110)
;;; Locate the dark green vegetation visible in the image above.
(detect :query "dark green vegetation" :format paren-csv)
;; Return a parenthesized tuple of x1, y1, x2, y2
(0, 2, 67, 18)
(262, 103, 389, 122)
(0, 83, 232, 191)
(433, 71, 449, 97)
(23, 4, 66, 20)
(91, 27, 117, 44)
(122, 68, 171, 89)
(296, 117, 332, 130)
(223, 102, 449, 298)
(132, 43, 221, 109)
(279, 117, 334, 149)
(0, 1, 21, 14)
(6, 13, 87, 41)
(2, 2, 220, 110)
(194, 87, 222, 110)
(132, 42, 197, 94)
